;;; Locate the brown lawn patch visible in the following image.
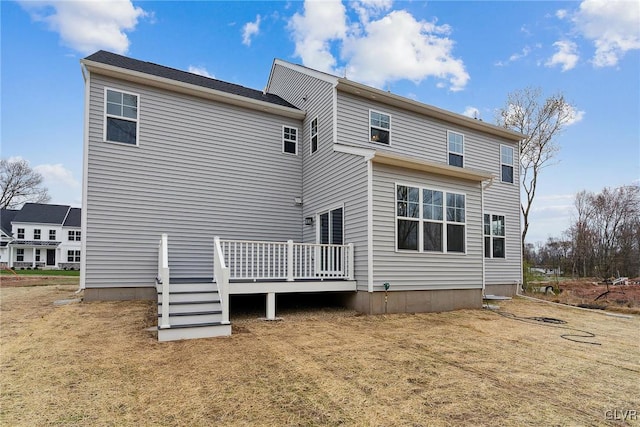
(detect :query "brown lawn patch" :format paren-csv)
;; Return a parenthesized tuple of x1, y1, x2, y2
(1, 280, 639, 426)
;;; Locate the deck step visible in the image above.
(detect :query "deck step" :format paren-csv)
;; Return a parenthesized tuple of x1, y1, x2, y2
(158, 282, 215, 293)
(157, 322, 231, 342)
(158, 310, 222, 317)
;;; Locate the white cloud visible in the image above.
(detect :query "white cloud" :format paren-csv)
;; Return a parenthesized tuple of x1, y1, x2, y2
(34, 164, 81, 190)
(555, 9, 568, 19)
(242, 14, 262, 46)
(561, 104, 585, 126)
(462, 106, 480, 119)
(19, 0, 147, 55)
(573, 0, 640, 67)
(495, 46, 533, 67)
(545, 40, 579, 71)
(188, 66, 214, 78)
(288, 0, 469, 91)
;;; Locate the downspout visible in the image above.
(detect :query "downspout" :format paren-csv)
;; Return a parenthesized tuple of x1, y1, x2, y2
(481, 176, 495, 297)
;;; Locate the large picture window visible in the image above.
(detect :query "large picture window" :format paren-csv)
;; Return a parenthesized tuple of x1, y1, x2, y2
(105, 88, 138, 145)
(501, 145, 514, 183)
(370, 110, 390, 144)
(396, 184, 466, 253)
(484, 214, 506, 258)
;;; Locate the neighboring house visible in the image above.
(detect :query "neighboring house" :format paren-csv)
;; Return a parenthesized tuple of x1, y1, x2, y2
(1, 204, 82, 270)
(80, 51, 523, 340)
(0, 209, 18, 267)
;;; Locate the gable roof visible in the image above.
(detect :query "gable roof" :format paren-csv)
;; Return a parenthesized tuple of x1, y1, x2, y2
(269, 59, 524, 142)
(12, 203, 71, 225)
(83, 51, 300, 112)
(1, 209, 18, 236)
(63, 208, 81, 227)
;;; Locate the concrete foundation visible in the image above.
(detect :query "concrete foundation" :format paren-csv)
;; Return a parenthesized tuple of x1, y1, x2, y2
(344, 288, 483, 314)
(485, 283, 519, 297)
(84, 287, 156, 301)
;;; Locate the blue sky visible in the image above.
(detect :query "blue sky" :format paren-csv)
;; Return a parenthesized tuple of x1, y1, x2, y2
(2, 0, 639, 245)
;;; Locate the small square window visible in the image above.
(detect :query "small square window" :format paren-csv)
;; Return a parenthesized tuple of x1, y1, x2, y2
(370, 111, 390, 144)
(283, 126, 298, 154)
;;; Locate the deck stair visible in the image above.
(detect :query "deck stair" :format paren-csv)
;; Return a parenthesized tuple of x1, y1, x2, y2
(156, 280, 231, 342)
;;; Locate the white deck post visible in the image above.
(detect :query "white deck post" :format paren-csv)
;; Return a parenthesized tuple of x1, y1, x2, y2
(286, 240, 294, 282)
(159, 234, 170, 329)
(347, 243, 354, 280)
(266, 292, 276, 320)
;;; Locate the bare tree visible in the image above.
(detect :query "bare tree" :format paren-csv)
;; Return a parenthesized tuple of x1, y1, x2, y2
(0, 158, 50, 209)
(496, 87, 577, 254)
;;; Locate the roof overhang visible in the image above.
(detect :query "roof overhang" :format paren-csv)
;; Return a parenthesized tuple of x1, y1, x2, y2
(334, 144, 493, 182)
(81, 59, 306, 120)
(336, 79, 524, 142)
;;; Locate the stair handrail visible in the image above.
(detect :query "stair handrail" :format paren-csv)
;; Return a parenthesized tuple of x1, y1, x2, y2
(213, 236, 230, 324)
(157, 233, 171, 329)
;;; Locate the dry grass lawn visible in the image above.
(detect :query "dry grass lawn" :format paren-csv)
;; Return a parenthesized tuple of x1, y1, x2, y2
(1, 278, 639, 426)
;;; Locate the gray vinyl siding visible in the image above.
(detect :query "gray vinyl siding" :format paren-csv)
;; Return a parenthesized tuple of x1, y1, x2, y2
(85, 74, 303, 288)
(337, 90, 522, 289)
(372, 163, 483, 291)
(269, 65, 369, 287)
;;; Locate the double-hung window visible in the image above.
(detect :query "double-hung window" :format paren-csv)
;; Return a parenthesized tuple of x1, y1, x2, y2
(370, 110, 390, 144)
(501, 145, 514, 183)
(310, 117, 318, 154)
(283, 126, 298, 154)
(448, 131, 464, 167)
(34, 229, 41, 240)
(17, 249, 24, 262)
(68, 250, 81, 263)
(484, 214, 506, 258)
(396, 184, 466, 253)
(68, 230, 81, 241)
(35, 249, 41, 262)
(49, 230, 56, 240)
(105, 88, 139, 145)
(17, 228, 24, 239)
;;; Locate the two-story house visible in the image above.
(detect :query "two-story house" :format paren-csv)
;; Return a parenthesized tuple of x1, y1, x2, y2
(80, 51, 523, 340)
(1, 204, 82, 270)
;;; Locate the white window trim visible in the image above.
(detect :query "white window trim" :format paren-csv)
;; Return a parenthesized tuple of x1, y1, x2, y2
(103, 87, 140, 147)
(447, 130, 465, 167)
(310, 116, 318, 155)
(500, 144, 515, 184)
(369, 109, 392, 145)
(484, 212, 507, 259)
(394, 182, 467, 254)
(282, 125, 299, 155)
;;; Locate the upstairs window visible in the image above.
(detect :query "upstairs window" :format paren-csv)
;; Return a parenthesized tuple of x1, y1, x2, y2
(370, 111, 390, 144)
(310, 117, 318, 154)
(283, 126, 298, 155)
(49, 230, 56, 240)
(448, 131, 464, 167)
(501, 145, 514, 183)
(484, 214, 506, 258)
(105, 88, 138, 145)
(34, 229, 41, 240)
(17, 228, 24, 239)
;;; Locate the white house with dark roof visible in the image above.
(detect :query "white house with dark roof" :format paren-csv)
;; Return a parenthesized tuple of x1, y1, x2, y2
(1, 203, 81, 270)
(80, 51, 524, 341)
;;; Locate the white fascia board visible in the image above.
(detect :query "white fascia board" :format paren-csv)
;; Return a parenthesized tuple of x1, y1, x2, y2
(81, 59, 306, 120)
(333, 143, 376, 160)
(372, 151, 494, 182)
(270, 59, 339, 86)
(336, 79, 525, 142)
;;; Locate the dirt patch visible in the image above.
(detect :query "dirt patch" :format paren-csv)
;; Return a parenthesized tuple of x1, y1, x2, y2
(529, 279, 640, 315)
(1, 281, 639, 426)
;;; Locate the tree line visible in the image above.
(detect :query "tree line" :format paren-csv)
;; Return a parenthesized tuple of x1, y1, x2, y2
(525, 184, 640, 279)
